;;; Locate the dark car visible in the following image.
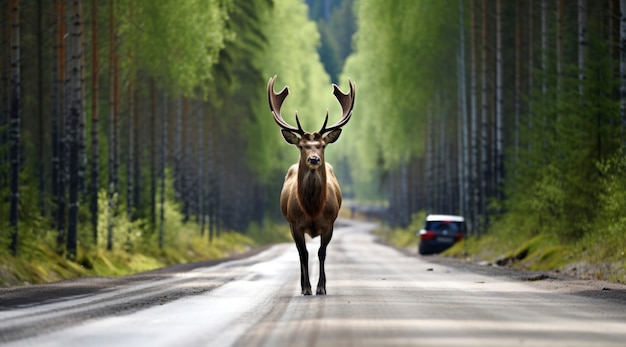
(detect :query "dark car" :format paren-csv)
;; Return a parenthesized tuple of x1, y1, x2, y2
(417, 214, 465, 255)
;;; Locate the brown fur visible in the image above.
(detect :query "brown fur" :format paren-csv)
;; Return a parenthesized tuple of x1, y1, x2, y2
(280, 160, 341, 237)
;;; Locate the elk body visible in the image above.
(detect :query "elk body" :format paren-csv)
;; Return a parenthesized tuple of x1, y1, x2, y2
(267, 76, 355, 296)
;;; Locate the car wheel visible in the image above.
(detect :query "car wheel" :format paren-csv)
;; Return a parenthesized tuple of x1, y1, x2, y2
(418, 243, 430, 255)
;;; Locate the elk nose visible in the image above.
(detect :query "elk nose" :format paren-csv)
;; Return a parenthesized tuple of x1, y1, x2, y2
(308, 156, 320, 165)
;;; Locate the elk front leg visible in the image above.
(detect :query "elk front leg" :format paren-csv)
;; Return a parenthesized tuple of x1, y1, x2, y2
(316, 228, 333, 295)
(292, 231, 312, 295)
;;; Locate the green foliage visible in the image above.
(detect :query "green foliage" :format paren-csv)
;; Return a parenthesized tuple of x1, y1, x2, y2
(245, 0, 337, 182)
(118, 0, 234, 97)
(0, 173, 278, 286)
(338, 0, 459, 200)
(96, 189, 144, 251)
(581, 155, 626, 268)
(245, 218, 291, 245)
(314, 0, 356, 83)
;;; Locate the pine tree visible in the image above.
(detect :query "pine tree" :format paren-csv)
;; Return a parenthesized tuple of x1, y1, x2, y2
(8, 0, 21, 255)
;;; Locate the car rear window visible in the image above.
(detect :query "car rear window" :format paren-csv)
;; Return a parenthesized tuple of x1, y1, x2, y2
(425, 221, 464, 234)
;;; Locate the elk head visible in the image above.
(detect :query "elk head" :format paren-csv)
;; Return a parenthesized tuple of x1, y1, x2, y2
(267, 75, 355, 170)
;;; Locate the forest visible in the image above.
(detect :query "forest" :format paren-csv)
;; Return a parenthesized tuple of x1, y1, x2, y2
(2, 0, 626, 283)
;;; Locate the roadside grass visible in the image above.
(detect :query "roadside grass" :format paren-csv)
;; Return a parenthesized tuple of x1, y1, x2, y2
(375, 212, 625, 284)
(373, 211, 425, 251)
(0, 214, 291, 287)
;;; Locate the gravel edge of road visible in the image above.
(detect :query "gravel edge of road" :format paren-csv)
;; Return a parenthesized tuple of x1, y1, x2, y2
(385, 240, 626, 303)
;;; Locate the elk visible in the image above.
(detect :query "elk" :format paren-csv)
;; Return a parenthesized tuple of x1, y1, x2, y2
(267, 75, 355, 296)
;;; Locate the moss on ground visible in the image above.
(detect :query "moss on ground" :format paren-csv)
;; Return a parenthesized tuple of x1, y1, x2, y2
(0, 221, 291, 288)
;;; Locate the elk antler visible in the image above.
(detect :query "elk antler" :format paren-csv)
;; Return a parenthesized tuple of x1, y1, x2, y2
(319, 79, 356, 135)
(267, 75, 304, 135)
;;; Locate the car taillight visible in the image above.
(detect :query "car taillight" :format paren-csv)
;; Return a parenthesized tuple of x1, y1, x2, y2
(456, 233, 463, 241)
(420, 230, 436, 240)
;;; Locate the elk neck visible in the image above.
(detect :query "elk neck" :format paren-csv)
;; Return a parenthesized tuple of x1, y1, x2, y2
(297, 159, 328, 218)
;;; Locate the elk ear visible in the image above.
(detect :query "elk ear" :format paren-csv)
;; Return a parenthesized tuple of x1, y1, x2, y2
(281, 129, 301, 145)
(323, 129, 342, 144)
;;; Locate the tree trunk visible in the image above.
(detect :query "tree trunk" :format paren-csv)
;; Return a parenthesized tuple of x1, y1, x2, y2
(514, 0, 521, 170)
(528, 0, 534, 152)
(107, 0, 117, 251)
(133, 85, 141, 218)
(207, 110, 216, 242)
(619, 0, 626, 145)
(495, 0, 503, 201)
(37, 0, 46, 218)
(127, 80, 134, 220)
(67, 0, 83, 260)
(150, 79, 156, 227)
(399, 163, 409, 226)
(540, 0, 549, 151)
(183, 97, 191, 222)
(480, 0, 488, 232)
(437, 97, 446, 213)
(470, 0, 479, 233)
(8, 0, 21, 255)
(54, 0, 67, 253)
(541, 0, 548, 99)
(578, 0, 586, 97)
(78, 1, 87, 198)
(556, 0, 563, 94)
(159, 97, 167, 249)
(174, 96, 182, 200)
(198, 103, 205, 235)
(458, 0, 469, 220)
(426, 103, 434, 213)
(90, 0, 99, 244)
(1, 1, 7, 191)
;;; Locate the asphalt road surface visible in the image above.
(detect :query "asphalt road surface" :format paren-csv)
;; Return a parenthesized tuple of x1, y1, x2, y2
(1, 219, 626, 347)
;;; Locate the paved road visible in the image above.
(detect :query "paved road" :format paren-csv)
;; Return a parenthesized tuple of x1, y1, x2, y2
(1, 220, 626, 346)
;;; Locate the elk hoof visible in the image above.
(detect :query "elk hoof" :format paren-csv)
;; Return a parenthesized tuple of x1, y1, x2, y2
(302, 289, 312, 296)
(316, 288, 326, 296)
